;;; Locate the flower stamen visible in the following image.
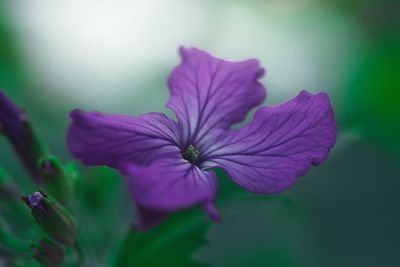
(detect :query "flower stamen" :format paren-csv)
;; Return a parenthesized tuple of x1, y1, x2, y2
(182, 145, 200, 164)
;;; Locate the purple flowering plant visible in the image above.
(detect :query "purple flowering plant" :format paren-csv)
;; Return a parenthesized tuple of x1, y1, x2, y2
(0, 92, 48, 184)
(67, 47, 337, 230)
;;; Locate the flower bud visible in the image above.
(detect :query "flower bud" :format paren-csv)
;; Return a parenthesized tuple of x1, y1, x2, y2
(0, 91, 48, 184)
(21, 191, 79, 246)
(39, 156, 72, 205)
(31, 238, 64, 266)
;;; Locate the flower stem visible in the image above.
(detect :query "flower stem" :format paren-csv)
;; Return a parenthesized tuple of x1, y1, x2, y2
(0, 224, 30, 254)
(74, 237, 91, 266)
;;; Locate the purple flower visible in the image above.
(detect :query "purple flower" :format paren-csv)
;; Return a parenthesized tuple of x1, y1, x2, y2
(67, 48, 337, 230)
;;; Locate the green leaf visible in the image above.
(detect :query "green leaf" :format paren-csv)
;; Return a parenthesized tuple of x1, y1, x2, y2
(112, 170, 236, 267)
(112, 208, 210, 267)
(111, 169, 291, 267)
(342, 38, 400, 154)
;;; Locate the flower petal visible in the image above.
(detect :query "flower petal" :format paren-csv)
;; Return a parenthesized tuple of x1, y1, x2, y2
(120, 155, 218, 216)
(167, 47, 266, 147)
(67, 110, 180, 168)
(203, 91, 337, 194)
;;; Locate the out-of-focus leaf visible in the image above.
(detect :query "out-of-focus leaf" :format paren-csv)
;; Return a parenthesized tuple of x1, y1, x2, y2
(0, 2, 28, 93)
(112, 171, 231, 267)
(343, 40, 400, 153)
(113, 209, 210, 267)
(110, 173, 239, 267)
(72, 167, 133, 265)
(112, 169, 292, 267)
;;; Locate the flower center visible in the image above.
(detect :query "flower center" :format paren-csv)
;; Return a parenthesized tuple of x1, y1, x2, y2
(182, 144, 200, 164)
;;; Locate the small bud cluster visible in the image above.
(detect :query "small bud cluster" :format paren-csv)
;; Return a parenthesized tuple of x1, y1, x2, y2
(39, 156, 73, 205)
(1, 91, 81, 266)
(22, 191, 79, 246)
(31, 239, 64, 266)
(0, 91, 48, 184)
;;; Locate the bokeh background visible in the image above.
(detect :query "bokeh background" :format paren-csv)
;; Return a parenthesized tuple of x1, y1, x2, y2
(0, 0, 399, 266)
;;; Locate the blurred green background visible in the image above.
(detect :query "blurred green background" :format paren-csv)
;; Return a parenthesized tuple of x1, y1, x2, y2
(0, 0, 399, 266)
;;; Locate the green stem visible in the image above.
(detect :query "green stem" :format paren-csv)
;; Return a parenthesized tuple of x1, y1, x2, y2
(0, 226, 30, 254)
(74, 237, 90, 266)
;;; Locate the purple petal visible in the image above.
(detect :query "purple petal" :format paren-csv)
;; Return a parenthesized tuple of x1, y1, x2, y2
(67, 110, 180, 168)
(28, 192, 45, 208)
(0, 91, 24, 134)
(167, 47, 266, 147)
(203, 91, 337, 194)
(120, 155, 218, 221)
